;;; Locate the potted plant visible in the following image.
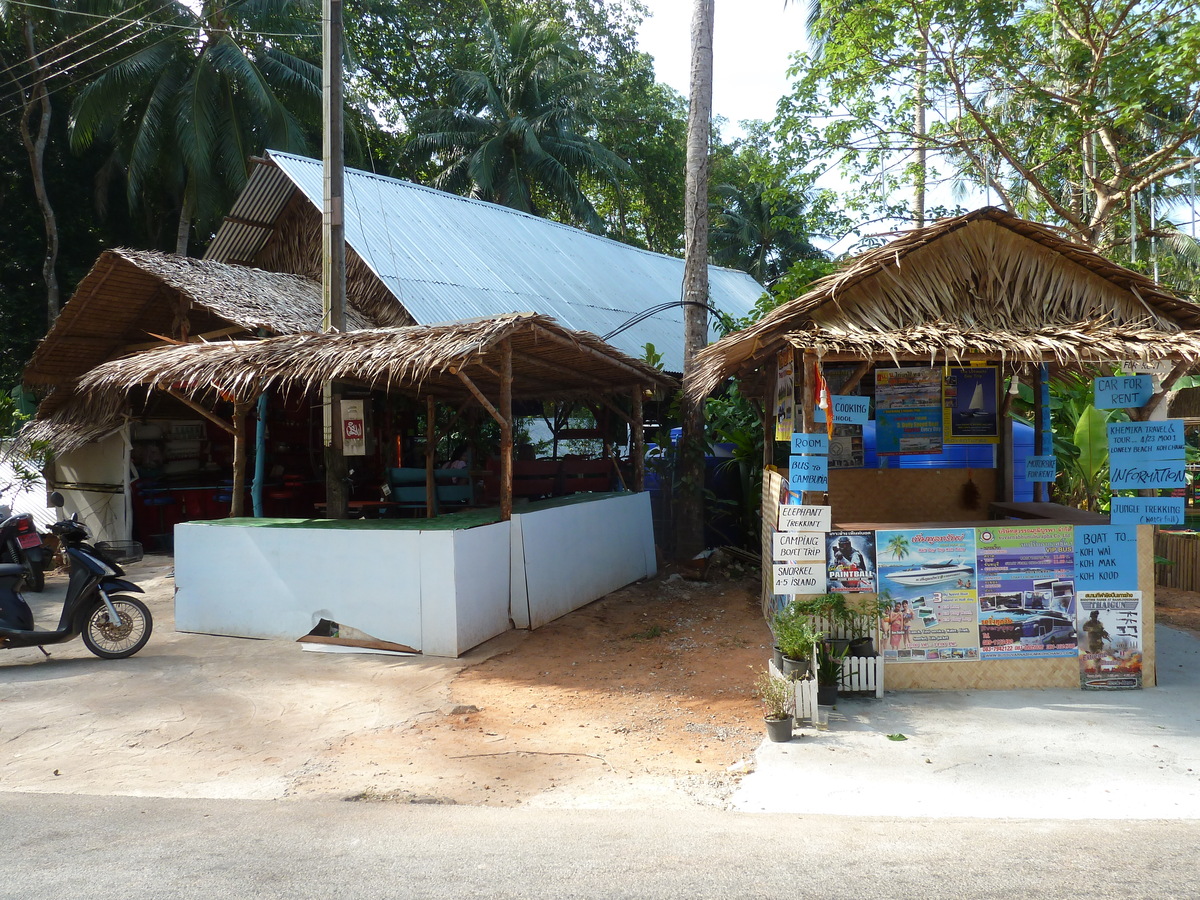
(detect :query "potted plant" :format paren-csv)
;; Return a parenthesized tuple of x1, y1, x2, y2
(771, 603, 822, 679)
(847, 594, 891, 658)
(816, 640, 848, 706)
(755, 669, 794, 742)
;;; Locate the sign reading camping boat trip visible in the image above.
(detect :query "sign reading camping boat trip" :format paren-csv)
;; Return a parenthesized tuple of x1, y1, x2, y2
(1077, 591, 1142, 690)
(825, 530, 876, 593)
(975, 524, 1077, 659)
(942, 365, 999, 444)
(876, 528, 980, 663)
(772, 530, 824, 563)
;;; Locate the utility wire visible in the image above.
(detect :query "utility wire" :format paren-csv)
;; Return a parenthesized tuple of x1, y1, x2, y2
(0, 0, 158, 81)
(3, 0, 318, 38)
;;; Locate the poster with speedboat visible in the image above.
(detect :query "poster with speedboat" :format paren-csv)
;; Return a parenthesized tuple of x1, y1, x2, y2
(976, 524, 1077, 658)
(876, 528, 981, 662)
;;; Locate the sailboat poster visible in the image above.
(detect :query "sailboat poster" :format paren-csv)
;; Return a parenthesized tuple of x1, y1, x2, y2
(943, 365, 999, 444)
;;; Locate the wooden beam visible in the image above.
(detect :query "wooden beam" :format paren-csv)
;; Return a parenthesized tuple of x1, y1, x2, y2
(839, 359, 872, 395)
(159, 386, 235, 435)
(230, 400, 254, 517)
(500, 340, 513, 522)
(531, 324, 661, 385)
(454, 369, 503, 425)
(762, 355, 776, 468)
(597, 395, 633, 425)
(632, 388, 644, 493)
(121, 325, 246, 354)
(425, 395, 436, 518)
(511, 349, 608, 388)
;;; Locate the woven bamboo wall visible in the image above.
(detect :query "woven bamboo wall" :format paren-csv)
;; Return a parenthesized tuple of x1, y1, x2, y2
(829, 467, 996, 524)
(1155, 529, 1200, 590)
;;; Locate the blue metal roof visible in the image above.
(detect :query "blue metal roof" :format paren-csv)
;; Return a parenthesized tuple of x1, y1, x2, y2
(205, 151, 765, 372)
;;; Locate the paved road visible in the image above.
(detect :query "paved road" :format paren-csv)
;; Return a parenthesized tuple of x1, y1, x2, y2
(2, 792, 1197, 900)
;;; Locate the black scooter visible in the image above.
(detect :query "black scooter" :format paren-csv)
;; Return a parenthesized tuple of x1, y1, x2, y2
(0, 502, 152, 660)
(0, 509, 47, 593)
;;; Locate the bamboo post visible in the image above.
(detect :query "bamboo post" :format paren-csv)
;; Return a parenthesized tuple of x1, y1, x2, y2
(230, 399, 254, 518)
(425, 395, 436, 518)
(763, 357, 776, 469)
(632, 388, 644, 492)
(500, 340, 514, 521)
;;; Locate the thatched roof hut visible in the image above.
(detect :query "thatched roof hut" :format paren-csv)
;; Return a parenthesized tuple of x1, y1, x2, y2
(23, 248, 404, 391)
(688, 207, 1200, 401)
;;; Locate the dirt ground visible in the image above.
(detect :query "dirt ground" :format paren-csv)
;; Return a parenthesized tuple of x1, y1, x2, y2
(1155, 586, 1200, 639)
(289, 562, 771, 808)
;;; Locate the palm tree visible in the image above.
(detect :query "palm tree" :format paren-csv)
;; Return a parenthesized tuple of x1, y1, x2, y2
(69, 0, 323, 254)
(405, 6, 626, 233)
(710, 182, 824, 286)
(884, 534, 910, 562)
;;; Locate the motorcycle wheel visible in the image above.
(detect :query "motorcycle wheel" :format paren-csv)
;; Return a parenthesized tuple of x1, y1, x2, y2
(81, 596, 153, 659)
(22, 561, 44, 593)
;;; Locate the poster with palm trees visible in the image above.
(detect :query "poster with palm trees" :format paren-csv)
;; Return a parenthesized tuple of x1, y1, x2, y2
(876, 528, 981, 663)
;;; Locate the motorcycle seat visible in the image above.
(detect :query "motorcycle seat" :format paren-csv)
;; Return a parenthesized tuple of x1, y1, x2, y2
(0, 564, 24, 577)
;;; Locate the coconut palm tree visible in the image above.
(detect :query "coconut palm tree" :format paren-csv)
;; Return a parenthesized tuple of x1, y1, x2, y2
(405, 6, 626, 233)
(69, 0, 323, 254)
(710, 181, 825, 287)
(884, 533, 910, 562)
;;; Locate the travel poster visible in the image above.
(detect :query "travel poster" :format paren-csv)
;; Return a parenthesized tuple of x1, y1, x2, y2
(976, 524, 1077, 658)
(1077, 591, 1143, 690)
(774, 350, 795, 441)
(942, 365, 999, 443)
(825, 530, 876, 593)
(876, 528, 981, 663)
(875, 368, 943, 455)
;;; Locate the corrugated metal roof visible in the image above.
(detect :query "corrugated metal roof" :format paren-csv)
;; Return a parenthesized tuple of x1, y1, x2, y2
(205, 151, 765, 372)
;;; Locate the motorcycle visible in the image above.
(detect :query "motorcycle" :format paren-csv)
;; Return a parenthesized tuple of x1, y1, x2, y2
(0, 508, 47, 593)
(0, 500, 152, 660)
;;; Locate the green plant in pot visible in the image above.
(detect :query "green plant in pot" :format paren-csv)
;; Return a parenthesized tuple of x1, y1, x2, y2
(847, 594, 891, 658)
(772, 603, 822, 679)
(755, 668, 794, 742)
(816, 640, 848, 706)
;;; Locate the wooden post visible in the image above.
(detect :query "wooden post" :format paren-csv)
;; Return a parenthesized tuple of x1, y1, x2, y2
(500, 341, 514, 521)
(425, 395, 436, 518)
(632, 388, 645, 493)
(230, 400, 253, 518)
(1033, 363, 1046, 502)
(763, 358, 776, 469)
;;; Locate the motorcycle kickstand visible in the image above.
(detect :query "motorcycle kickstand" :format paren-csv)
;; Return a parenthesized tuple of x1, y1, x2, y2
(37, 646, 50, 657)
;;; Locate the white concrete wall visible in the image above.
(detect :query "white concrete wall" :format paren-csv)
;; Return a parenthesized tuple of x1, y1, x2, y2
(514, 492, 656, 629)
(52, 428, 132, 544)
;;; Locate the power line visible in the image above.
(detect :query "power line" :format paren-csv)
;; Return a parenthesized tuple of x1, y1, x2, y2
(3, 0, 318, 38)
(0, 0, 159, 82)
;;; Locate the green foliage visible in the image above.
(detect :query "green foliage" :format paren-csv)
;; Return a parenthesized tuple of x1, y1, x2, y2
(772, 601, 823, 661)
(754, 668, 793, 720)
(781, 0, 1200, 255)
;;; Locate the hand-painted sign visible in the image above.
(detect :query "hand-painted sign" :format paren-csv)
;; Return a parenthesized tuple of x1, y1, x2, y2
(1025, 456, 1057, 482)
(1108, 459, 1186, 491)
(788, 455, 828, 491)
(1094, 375, 1153, 409)
(772, 531, 825, 562)
(1073, 526, 1139, 590)
(814, 395, 871, 424)
(777, 505, 831, 532)
(1106, 420, 1184, 455)
(790, 432, 829, 454)
(1109, 497, 1185, 525)
(773, 562, 825, 592)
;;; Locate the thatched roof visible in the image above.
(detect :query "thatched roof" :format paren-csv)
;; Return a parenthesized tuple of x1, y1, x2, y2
(688, 207, 1200, 400)
(23, 248, 382, 387)
(24, 314, 676, 453)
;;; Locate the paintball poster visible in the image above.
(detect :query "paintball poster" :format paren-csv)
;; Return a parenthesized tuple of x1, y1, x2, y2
(876, 528, 981, 663)
(875, 368, 943, 455)
(825, 530, 877, 593)
(976, 524, 1077, 659)
(1077, 591, 1143, 690)
(942, 365, 999, 444)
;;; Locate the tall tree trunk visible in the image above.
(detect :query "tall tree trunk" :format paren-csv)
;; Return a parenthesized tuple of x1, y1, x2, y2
(675, 0, 714, 560)
(19, 15, 60, 327)
(913, 36, 927, 228)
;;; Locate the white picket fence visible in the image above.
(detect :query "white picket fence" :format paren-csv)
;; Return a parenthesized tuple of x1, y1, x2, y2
(840, 655, 883, 697)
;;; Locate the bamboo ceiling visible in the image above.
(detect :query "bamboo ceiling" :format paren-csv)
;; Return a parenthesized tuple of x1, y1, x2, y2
(24, 314, 677, 453)
(687, 207, 1200, 401)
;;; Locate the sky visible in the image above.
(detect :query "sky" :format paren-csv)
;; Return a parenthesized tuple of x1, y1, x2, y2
(635, 0, 808, 129)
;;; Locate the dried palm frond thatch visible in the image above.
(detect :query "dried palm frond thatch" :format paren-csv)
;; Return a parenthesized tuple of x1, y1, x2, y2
(27, 313, 676, 453)
(687, 207, 1200, 400)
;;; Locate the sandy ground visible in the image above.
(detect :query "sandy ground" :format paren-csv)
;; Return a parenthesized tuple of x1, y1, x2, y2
(4, 554, 1199, 810)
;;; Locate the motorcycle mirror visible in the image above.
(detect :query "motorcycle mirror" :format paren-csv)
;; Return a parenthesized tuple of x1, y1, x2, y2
(48, 491, 64, 508)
